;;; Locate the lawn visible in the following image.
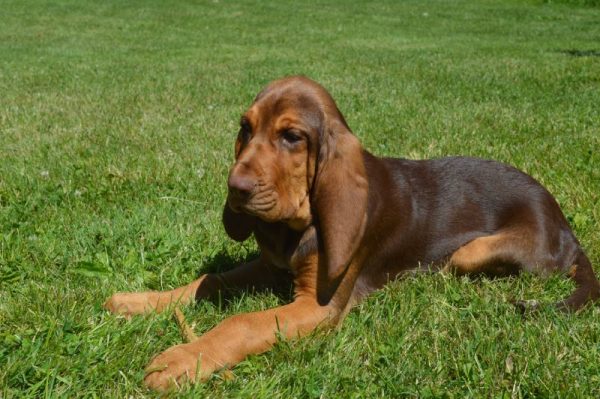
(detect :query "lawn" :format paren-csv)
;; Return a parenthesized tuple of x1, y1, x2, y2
(1, 0, 599, 397)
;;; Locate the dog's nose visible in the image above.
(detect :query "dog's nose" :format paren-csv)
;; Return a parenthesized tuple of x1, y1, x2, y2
(228, 174, 255, 199)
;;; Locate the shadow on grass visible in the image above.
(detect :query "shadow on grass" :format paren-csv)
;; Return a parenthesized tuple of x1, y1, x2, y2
(198, 250, 259, 275)
(558, 49, 600, 57)
(194, 250, 294, 307)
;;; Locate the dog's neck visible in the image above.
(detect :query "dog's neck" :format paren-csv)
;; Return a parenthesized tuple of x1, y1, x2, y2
(253, 220, 318, 273)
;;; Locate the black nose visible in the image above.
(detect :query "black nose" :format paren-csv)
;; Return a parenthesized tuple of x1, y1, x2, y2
(228, 174, 254, 199)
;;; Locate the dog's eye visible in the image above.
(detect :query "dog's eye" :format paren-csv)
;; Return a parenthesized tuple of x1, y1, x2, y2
(281, 130, 302, 145)
(239, 120, 252, 142)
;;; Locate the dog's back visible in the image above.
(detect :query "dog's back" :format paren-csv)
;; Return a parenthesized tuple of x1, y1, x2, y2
(360, 154, 582, 288)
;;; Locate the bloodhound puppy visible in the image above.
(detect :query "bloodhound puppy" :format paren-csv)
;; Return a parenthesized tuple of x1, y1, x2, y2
(105, 76, 600, 390)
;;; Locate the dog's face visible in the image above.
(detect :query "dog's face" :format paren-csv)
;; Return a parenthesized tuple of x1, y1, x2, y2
(226, 76, 334, 229)
(224, 76, 368, 288)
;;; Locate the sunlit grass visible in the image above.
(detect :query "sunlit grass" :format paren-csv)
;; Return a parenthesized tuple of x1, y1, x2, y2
(1, 0, 599, 397)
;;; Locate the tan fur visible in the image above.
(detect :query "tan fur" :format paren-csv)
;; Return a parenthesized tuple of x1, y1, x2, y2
(104, 76, 600, 391)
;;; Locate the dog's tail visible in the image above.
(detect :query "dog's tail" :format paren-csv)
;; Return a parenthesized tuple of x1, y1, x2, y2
(514, 249, 600, 314)
(555, 250, 600, 312)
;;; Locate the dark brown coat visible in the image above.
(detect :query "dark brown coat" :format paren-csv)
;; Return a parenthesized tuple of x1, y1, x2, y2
(105, 76, 599, 391)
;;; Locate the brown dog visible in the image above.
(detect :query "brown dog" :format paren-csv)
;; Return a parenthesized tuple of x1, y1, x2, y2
(105, 76, 600, 390)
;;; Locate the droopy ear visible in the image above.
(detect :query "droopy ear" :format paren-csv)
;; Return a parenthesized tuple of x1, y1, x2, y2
(313, 118, 368, 294)
(222, 203, 256, 242)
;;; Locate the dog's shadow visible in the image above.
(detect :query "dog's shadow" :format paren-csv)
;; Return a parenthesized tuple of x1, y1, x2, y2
(195, 251, 256, 275)
(192, 251, 294, 307)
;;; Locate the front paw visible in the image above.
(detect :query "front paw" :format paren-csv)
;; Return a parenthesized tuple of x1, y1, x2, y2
(103, 292, 160, 317)
(144, 343, 218, 391)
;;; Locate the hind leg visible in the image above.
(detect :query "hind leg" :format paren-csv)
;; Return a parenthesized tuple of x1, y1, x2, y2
(444, 228, 542, 312)
(444, 228, 600, 312)
(444, 228, 537, 277)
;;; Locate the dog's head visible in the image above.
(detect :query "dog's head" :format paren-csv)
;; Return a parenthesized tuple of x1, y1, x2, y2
(223, 76, 368, 282)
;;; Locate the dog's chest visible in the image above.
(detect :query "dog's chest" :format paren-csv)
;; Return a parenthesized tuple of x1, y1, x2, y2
(253, 222, 309, 272)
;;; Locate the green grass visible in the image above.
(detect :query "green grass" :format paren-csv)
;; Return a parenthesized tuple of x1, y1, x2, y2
(1, 0, 599, 397)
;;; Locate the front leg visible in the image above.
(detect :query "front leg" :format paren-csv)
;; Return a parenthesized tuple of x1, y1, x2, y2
(104, 259, 292, 317)
(143, 297, 337, 390)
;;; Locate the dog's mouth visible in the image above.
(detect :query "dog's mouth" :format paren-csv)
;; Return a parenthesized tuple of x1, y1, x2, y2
(227, 190, 279, 220)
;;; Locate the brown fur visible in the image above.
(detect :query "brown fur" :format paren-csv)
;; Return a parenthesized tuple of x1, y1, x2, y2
(105, 76, 600, 391)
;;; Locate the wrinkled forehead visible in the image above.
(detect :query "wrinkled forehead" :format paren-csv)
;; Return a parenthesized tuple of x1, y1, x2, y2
(244, 82, 325, 132)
